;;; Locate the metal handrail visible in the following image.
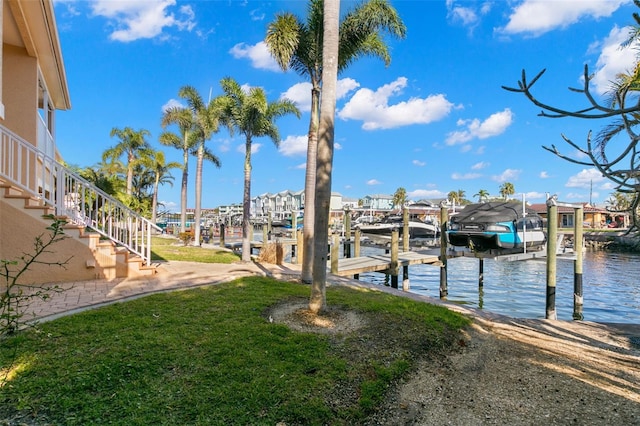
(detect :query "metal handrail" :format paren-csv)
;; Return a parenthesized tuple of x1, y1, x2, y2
(0, 124, 160, 265)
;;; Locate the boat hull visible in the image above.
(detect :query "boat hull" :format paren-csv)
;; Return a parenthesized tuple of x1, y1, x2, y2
(358, 220, 439, 239)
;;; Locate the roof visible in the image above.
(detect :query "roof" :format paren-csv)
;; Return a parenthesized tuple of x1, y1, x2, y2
(6, 0, 71, 109)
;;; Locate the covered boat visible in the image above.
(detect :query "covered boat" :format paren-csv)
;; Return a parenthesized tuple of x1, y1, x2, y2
(447, 202, 546, 251)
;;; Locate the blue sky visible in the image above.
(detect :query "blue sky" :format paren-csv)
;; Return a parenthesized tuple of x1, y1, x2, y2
(52, 0, 638, 211)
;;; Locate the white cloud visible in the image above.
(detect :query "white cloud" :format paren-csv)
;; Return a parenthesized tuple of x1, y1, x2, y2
(338, 77, 454, 130)
(160, 200, 178, 212)
(590, 26, 640, 95)
(161, 98, 183, 112)
(523, 191, 546, 201)
(90, 0, 196, 42)
(492, 168, 521, 183)
(294, 163, 306, 170)
(281, 78, 360, 113)
(281, 83, 312, 112)
(337, 78, 360, 99)
(539, 171, 550, 179)
(408, 189, 446, 199)
(412, 160, 426, 167)
(500, 0, 626, 37)
(565, 168, 605, 188)
(446, 109, 513, 145)
(471, 161, 489, 170)
(446, 0, 492, 36)
(278, 135, 308, 157)
(236, 142, 262, 155)
(229, 41, 280, 71)
(367, 179, 382, 185)
(451, 172, 481, 180)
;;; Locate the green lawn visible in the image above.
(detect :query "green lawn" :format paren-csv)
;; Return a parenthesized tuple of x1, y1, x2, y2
(150, 236, 241, 263)
(0, 276, 470, 425)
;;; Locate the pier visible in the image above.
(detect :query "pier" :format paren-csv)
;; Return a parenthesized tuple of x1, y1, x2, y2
(332, 251, 440, 277)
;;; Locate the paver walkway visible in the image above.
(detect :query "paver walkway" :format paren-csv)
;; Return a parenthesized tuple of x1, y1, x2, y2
(25, 260, 302, 323)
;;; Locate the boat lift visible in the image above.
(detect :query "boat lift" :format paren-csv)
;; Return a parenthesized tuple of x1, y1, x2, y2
(440, 196, 585, 320)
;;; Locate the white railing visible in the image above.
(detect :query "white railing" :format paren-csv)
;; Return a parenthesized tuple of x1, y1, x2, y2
(0, 124, 160, 265)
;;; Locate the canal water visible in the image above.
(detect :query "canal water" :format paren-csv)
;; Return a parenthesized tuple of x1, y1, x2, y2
(359, 249, 640, 324)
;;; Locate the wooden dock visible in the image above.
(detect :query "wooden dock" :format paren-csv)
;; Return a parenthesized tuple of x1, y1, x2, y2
(332, 251, 441, 277)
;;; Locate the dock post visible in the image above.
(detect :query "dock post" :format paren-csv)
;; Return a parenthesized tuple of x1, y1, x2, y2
(267, 211, 272, 240)
(344, 207, 352, 258)
(331, 233, 339, 274)
(290, 209, 297, 241)
(296, 230, 303, 264)
(354, 229, 361, 280)
(439, 205, 448, 298)
(219, 223, 226, 248)
(478, 257, 484, 287)
(546, 197, 558, 320)
(390, 229, 399, 289)
(573, 206, 584, 320)
(402, 265, 410, 291)
(262, 224, 268, 246)
(402, 206, 409, 252)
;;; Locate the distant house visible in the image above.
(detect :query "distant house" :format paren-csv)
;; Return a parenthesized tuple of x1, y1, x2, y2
(251, 190, 304, 220)
(529, 203, 629, 229)
(361, 194, 394, 211)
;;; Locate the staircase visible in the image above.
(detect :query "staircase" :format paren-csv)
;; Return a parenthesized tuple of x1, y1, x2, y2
(0, 125, 159, 281)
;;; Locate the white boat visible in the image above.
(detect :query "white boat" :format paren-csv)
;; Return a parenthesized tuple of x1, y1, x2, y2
(355, 215, 439, 239)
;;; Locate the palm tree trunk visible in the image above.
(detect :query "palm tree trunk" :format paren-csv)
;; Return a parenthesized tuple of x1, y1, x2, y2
(126, 162, 134, 197)
(310, 0, 340, 314)
(242, 137, 253, 262)
(181, 150, 189, 234)
(152, 175, 159, 224)
(194, 144, 204, 246)
(301, 85, 321, 283)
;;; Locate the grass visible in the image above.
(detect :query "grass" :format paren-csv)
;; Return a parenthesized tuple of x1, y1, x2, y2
(150, 236, 241, 263)
(0, 277, 470, 425)
(1, 239, 470, 424)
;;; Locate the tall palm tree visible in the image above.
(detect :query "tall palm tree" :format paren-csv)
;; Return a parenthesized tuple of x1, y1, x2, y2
(179, 86, 223, 245)
(141, 149, 181, 224)
(218, 77, 300, 262)
(499, 182, 515, 200)
(160, 105, 198, 234)
(104, 127, 151, 197)
(266, 0, 406, 283)
(393, 187, 407, 209)
(474, 189, 489, 203)
(310, 0, 340, 314)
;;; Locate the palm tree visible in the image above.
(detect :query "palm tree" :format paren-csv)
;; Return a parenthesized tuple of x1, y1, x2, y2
(266, 0, 406, 283)
(104, 127, 151, 197)
(310, 0, 340, 314)
(393, 187, 407, 209)
(456, 189, 467, 205)
(218, 77, 300, 262)
(474, 189, 490, 203)
(141, 149, 181, 224)
(499, 182, 515, 200)
(448, 189, 466, 205)
(179, 86, 223, 245)
(160, 105, 198, 234)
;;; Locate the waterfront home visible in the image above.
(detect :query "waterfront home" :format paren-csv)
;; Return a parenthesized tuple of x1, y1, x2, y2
(529, 203, 629, 229)
(0, 0, 155, 284)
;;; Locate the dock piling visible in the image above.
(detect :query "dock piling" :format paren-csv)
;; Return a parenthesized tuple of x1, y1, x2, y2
(439, 205, 448, 298)
(546, 198, 558, 320)
(573, 206, 584, 320)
